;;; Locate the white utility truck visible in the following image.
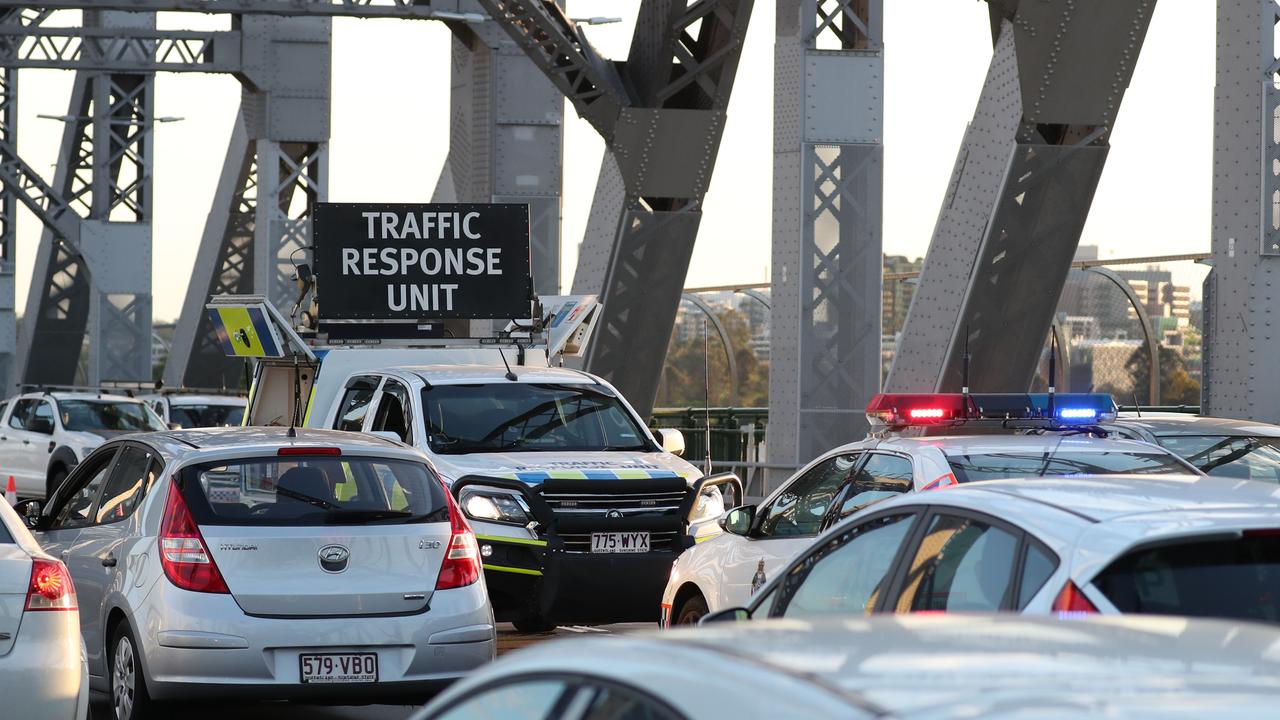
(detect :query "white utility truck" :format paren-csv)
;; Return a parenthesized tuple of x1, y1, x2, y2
(216, 202, 741, 631)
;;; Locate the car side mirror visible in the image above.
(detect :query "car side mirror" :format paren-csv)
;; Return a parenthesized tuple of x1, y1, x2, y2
(700, 607, 751, 625)
(13, 499, 43, 529)
(654, 428, 685, 457)
(28, 418, 53, 435)
(719, 504, 756, 536)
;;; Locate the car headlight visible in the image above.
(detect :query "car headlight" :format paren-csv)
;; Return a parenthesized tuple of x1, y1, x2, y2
(689, 485, 725, 523)
(459, 488, 532, 525)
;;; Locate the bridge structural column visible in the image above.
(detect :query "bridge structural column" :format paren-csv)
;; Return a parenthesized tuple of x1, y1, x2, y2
(0, 11, 21, 389)
(433, 4, 563, 295)
(480, 0, 755, 419)
(18, 10, 158, 386)
(886, 1, 1157, 396)
(165, 15, 329, 390)
(765, 0, 883, 487)
(1203, 1, 1280, 422)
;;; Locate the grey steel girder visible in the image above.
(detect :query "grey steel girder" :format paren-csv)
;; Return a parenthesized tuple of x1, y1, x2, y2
(482, 0, 755, 418)
(165, 15, 330, 389)
(0, 1, 481, 21)
(766, 0, 884, 486)
(432, 3, 564, 294)
(1202, 1, 1280, 422)
(0, 25, 241, 72)
(886, 2, 1156, 396)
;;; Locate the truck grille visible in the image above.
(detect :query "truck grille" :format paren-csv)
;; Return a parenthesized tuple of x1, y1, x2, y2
(540, 489, 687, 515)
(538, 478, 691, 554)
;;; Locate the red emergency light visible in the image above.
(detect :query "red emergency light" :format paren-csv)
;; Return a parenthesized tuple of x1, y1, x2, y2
(865, 394, 974, 428)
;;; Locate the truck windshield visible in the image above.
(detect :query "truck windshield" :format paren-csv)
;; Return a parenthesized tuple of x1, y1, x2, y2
(59, 400, 166, 433)
(422, 383, 654, 455)
(170, 404, 245, 429)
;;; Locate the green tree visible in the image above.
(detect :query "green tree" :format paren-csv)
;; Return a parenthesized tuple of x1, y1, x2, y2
(656, 308, 769, 408)
(1125, 345, 1201, 406)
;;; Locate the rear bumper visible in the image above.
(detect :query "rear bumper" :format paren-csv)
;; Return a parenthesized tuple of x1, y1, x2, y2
(135, 582, 495, 703)
(2, 611, 89, 720)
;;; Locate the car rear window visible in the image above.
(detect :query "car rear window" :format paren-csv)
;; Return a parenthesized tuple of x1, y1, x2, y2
(946, 451, 1190, 482)
(1094, 533, 1280, 623)
(179, 455, 448, 526)
(170, 404, 245, 429)
(1155, 435, 1280, 483)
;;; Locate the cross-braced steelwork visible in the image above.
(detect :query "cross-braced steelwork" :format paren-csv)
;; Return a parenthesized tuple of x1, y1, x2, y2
(166, 15, 331, 388)
(1203, 0, 1280, 422)
(0, 1, 484, 20)
(432, 4, 564, 294)
(766, 0, 882, 486)
(887, 1, 1156, 396)
(0, 25, 240, 72)
(482, 0, 754, 417)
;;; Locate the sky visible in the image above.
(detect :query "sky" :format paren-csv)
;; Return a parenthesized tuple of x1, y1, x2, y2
(11, 1, 1216, 322)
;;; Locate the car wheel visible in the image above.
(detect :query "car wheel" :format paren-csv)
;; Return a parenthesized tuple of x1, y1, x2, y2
(46, 467, 66, 501)
(674, 594, 709, 626)
(512, 615, 557, 634)
(110, 623, 153, 720)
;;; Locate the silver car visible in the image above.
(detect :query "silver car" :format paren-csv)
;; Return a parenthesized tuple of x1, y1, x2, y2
(21, 427, 495, 720)
(0, 496, 88, 720)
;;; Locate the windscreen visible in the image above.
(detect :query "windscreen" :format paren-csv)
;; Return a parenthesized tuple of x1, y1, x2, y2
(170, 404, 245, 429)
(946, 450, 1191, 482)
(1094, 533, 1280, 623)
(421, 383, 653, 455)
(180, 455, 448, 526)
(1155, 435, 1280, 483)
(60, 400, 166, 433)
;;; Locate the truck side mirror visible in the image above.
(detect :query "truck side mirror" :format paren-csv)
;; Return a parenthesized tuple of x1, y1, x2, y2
(27, 417, 54, 435)
(654, 428, 685, 456)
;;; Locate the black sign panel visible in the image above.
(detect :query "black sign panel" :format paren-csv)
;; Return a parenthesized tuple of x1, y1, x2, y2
(313, 202, 532, 321)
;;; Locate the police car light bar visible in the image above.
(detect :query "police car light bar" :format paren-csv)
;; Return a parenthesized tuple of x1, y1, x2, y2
(866, 392, 1117, 428)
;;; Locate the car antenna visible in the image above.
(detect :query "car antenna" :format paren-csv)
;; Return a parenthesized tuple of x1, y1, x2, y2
(1131, 391, 1142, 418)
(497, 346, 518, 382)
(288, 353, 300, 438)
(703, 317, 712, 476)
(1047, 333, 1057, 419)
(961, 324, 971, 396)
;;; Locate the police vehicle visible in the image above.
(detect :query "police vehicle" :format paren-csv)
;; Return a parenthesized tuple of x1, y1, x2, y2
(660, 392, 1201, 625)
(0, 390, 167, 499)
(1104, 412, 1280, 481)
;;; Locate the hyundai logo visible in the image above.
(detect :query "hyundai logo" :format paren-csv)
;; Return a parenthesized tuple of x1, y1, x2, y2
(605, 509, 623, 518)
(318, 544, 350, 573)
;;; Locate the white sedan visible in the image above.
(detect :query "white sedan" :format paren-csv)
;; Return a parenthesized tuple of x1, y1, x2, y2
(716, 474, 1280, 623)
(661, 433, 1198, 625)
(0, 498, 88, 720)
(409, 614, 1280, 719)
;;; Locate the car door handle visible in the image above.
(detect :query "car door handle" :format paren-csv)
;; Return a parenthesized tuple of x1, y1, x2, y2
(21, 440, 30, 445)
(101, 555, 117, 568)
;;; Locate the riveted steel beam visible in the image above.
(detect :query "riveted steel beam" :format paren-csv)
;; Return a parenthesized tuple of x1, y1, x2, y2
(0, 1, 480, 21)
(887, 1, 1157, 395)
(1203, 0, 1280, 422)
(486, 0, 754, 417)
(0, 25, 242, 72)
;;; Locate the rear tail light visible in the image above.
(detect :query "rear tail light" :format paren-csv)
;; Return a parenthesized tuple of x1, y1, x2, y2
(436, 485, 481, 590)
(1051, 581, 1099, 615)
(26, 558, 77, 612)
(159, 483, 230, 594)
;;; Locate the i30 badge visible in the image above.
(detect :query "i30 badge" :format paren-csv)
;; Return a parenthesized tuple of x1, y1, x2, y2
(318, 544, 350, 573)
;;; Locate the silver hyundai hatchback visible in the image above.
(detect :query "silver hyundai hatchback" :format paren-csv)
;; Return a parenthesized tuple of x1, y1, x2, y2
(23, 427, 495, 720)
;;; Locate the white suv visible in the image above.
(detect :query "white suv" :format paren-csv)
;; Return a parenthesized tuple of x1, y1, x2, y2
(0, 391, 167, 499)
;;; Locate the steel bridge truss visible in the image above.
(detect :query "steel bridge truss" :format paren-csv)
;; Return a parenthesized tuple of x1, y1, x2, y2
(887, 0, 1158, 397)
(480, 0, 755, 418)
(766, 0, 883, 485)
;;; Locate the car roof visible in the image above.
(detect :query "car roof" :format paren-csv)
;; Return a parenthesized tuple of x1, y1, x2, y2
(143, 394, 245, 406)
(381, 364, 598, 386)
(453, 615, 1280, 719)
(878, 433, 1174, 455)
(1112, 413, 1280, 437)
(110, 426, 415, 461)
(11, 391, 143, 403)
(919, 474, 1280, 523)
